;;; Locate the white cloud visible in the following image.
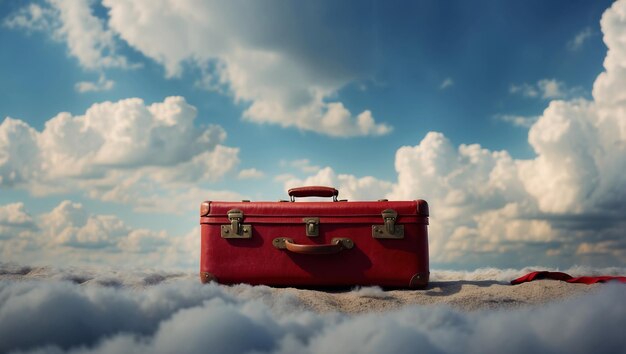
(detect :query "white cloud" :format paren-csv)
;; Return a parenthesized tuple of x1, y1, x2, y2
(98, 0, 390, 137)
(440, 77, 454, 90)
(4, 0, 132, 70)
(283, 159, 321, 174)
(41, 200, 131, 248)
(567, 27, 595, 51)
(385, 90, 624, 265)
(0, 117, 42, 187)
(149, 145, 240, 184)
(386, 132, 539, 264)
(517, 100, 601, 214)
(0, 271, 624, 354)
(92, 184, 244, 214)
(537, 79, 566, 99)
(473, 203, 555, 243)
(315, 103, 391, 137)
(51, 0, 130, 69)
(494, 114, 539, 128)
(2, 3, 58, 32)
(291, 68, 626, 267)
(0, 203, 36, 239)
(284, 167, 393, 201)
(273, 173, 297, 183)
(75, 73, 115, 93)
(593, 0, 626, 106)
(539, 79, 572, 99)
(6, 1, 389, 137)
(510, 82, 539, 97)
(0, 96, 241, 211)
(0, 200, 199, 268)
(237, 168, 265, 180)
(0, 202, 34, 226)
(510, 79, 583, 100)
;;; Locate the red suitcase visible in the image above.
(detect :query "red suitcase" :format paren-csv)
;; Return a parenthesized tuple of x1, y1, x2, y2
(199, 186, 429, 288)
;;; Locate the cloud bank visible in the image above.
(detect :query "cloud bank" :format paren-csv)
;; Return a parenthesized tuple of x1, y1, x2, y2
(0, 267, 625, 354)
(0, 201, 198, 268)
(0, 96, 242, 212)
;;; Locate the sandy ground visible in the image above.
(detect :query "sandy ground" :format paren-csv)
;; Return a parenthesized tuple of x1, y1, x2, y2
(0, 264, 602, 313)
(258, 280, 599, 313)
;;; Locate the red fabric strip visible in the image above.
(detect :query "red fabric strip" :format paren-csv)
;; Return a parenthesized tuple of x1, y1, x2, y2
(511, 271, 626, 285)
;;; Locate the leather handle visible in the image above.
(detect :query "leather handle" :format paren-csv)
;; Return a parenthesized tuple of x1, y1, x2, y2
(273, 238, 354, 255)
(288, 186, 338, 201)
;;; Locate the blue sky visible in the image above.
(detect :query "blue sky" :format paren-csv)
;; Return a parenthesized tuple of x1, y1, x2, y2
(1, 0, 624, 270)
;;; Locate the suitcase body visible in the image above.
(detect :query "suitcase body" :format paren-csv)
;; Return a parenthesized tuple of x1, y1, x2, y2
(199, 186, 429, 288)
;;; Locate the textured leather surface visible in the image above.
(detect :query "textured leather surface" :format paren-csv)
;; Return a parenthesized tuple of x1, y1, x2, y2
(201, 215, 428, 225)
(207, 200, 427, 216)
(200, 199, 429, 287)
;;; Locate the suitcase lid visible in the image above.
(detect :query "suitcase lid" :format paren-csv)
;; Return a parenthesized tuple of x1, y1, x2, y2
(204, 200, 427, 217)
(200, 186, 428, 225)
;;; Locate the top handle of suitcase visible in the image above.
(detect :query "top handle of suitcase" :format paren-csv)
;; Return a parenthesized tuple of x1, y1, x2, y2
(288, 186, 339, 202)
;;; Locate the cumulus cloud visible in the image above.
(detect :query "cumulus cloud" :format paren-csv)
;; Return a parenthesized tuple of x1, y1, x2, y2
(2, 3, 58, 33)
(518, 100, 601, 213)
(3, 0, 132, 70)
(281, 159, 321, 174)
(305, 116, 623, 266)
(96, 0, 390, 137)
(92, 184, 244, 214)
(0, 117, 42, 187)
(237, 168, 265, 180)
(0, 96, 241, 212)
(385, 132, 547, 264)
(0, 269, 625, 354)
(284, 167, 393, 201)
(0, 203, 36, 239)
(74, 73, 115, 93)
(519, 0, 626, 216)
(41, 200, 126, 248)
(279, 134, 570, 264)
(593, 1, 626, 106)
(0, 201, 198, 268)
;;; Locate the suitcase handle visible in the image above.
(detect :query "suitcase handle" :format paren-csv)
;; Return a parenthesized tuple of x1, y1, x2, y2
(273, 237, 354, 254)
(287, 186, 339, 202)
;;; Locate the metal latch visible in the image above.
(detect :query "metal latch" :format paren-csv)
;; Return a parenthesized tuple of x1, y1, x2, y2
(303, 217, 319, 237)
(372, 209, 404, 239)
(221, 209, 252, 238)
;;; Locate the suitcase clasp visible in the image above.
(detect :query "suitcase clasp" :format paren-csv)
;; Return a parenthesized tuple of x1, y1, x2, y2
(303, 217, 320, 237)
(372, 209, 404, 239)
(221, 209, 252, 238)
